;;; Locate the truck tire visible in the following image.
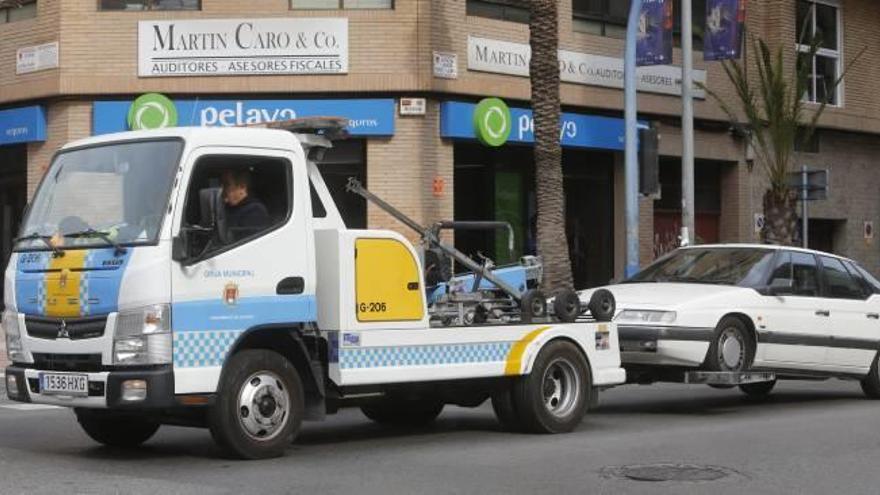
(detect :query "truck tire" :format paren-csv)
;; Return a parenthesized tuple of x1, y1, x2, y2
(860, 353, 880, 399)
(588, 289, 616, 322)
(553, 289, 581, 323)
(511, 340, 592, 434)
(208, 349, 304, 459)
(703, 316, 755, 373)
(491, 386, 524, 432)
(361, 397, 444, 427)
(739, 379, 777, 399)
(520, 289, 547, 324)
(74, 409, 159, 447)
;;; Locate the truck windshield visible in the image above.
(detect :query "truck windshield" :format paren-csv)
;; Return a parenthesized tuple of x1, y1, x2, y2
(626, 247, 775, 287)
(16, 139, 183, 252)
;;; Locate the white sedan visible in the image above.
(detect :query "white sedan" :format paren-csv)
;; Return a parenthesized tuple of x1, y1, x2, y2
(578, 244, 880, 398)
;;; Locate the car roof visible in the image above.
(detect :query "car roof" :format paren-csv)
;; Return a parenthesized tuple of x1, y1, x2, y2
(677, 243, 856, 265)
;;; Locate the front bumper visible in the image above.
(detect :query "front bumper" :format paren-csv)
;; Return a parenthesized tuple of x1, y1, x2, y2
(5, 365, 175, 409)
(618, 325, 714, 367)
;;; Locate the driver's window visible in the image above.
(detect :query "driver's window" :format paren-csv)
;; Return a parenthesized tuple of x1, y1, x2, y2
(181, 155, 290, 260)
(770, 251, 819, 296)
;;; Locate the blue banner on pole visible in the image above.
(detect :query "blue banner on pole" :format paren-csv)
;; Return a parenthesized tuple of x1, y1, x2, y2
(704, 0, 746, 61)
(636, 0, 673, 67)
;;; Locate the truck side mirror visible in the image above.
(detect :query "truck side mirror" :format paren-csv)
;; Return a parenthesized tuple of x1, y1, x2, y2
(172, 232, 188, 263)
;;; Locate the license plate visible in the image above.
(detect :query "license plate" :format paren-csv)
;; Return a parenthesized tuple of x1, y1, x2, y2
(40, 373, 88, 397)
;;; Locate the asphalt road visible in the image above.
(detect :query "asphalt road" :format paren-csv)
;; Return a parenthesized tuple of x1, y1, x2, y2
(0, 378, 877, 495)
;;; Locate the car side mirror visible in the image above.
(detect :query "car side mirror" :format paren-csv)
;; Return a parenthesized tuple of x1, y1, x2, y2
(172, 232, 189, 263)
(766, 278, 794, 296)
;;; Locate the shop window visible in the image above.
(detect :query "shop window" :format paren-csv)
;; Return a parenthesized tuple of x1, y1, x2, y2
(797, 0, 841, 105)
(181, 155, 290, 260)
(467, 0, 529, 24)
(291, 0, 393, 9)
(572, 0, 629, 38)
(0, 0, 36, 23)
(672, 0, 706, 50)
(653, 159, 723, 257)
(98, 0, 200, 10)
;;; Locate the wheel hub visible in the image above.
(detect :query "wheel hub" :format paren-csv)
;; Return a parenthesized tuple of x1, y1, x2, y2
(719, 329, 744, 370)
(237, 372, 290, 441)
(541, 358, 580, 418)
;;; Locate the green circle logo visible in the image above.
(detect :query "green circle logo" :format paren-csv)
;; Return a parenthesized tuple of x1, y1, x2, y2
(473, 98, 511, 147)
(127, 93, 178, 130)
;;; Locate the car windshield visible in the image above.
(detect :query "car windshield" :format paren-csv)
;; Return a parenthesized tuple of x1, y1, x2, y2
(627, 247, 776, 286)
(16, 139, 182, 251)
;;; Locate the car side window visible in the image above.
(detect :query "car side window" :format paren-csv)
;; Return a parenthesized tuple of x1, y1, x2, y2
(181, 155, 290, 260)
(819, 256, 865, 300)
(768, 251, 819, 297)
(853, 263, 880, 294)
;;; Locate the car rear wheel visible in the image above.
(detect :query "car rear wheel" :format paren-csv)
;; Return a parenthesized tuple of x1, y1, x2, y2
(860, 353, 880, 399)
(739, 379, 776, 399)
(704, 317, 755, 373)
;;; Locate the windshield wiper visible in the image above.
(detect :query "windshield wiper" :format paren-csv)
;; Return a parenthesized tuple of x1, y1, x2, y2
(64, 229, 127, 256)
(13, 233, 64, 257)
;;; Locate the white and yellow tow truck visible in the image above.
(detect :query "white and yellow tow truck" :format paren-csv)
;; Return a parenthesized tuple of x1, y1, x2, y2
(4, 119, 624, 458)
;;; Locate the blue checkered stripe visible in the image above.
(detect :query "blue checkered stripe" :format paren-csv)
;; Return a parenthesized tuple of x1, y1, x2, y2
(339, 342, 513, 370)
(174, 330, 243, 368)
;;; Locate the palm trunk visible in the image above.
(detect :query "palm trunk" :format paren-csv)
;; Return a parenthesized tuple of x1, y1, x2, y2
(762, 189, 799, 246)
(530, 0, 574, 291)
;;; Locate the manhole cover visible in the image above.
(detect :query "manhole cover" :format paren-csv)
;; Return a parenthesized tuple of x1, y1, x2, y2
(601, 463, 736, 482)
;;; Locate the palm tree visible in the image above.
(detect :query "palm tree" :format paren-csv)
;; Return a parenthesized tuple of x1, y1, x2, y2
(529, 0, 574, 290)
(701, 20, 863, 245)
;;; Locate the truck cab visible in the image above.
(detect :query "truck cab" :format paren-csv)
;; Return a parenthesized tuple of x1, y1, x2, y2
(4, 124, 624, 459)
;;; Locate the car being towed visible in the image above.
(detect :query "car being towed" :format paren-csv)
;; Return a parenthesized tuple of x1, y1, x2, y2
(578, 244, 880, 398)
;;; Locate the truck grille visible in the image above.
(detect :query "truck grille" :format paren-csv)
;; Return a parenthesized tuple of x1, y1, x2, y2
(31, 353, 103, 372)
(25, 315, 107, 341)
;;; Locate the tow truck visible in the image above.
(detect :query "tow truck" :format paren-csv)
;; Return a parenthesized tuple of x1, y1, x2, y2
(3, 119, 625, 459)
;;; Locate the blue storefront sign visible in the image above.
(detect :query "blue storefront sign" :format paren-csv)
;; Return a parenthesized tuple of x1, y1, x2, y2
(0, 105, 47, 146)
(93, 98, 396, 136)
(440, 101, 641, 151)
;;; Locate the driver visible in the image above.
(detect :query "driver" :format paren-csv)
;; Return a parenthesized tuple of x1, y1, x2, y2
(220, 168, 271, 243)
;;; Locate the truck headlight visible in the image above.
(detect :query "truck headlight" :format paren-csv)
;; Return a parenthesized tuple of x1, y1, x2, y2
(2, 310, 30, 363)
(617, 309, 677, 324)
(113, 305, 172, 365)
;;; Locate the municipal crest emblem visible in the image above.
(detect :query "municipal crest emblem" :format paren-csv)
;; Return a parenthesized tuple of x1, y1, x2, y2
(223, 282, 239, 306)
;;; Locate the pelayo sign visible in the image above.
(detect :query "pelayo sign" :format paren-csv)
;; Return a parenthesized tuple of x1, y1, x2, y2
(138, 18, 348, 77)
(93, 98, 395, 136)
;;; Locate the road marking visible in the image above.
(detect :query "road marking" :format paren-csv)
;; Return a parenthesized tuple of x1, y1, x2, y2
(1, 404, 62, 411)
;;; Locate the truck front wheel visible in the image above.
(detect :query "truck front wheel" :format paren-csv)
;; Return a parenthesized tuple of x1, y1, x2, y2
(74, 409, 159, 447)
(208, 349, 304, 459)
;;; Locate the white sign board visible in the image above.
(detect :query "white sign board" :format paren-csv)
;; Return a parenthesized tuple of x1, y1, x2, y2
(138, 18, 348, 77)
(399, 98, 426, 116)
(433, 51, 458, 79)
(467, 36, 707, 98)
(16, 42, 59, 75)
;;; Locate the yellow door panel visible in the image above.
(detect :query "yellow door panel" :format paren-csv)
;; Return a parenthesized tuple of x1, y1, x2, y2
(355, 238, 424, 322)
(45, 250, 87, 318)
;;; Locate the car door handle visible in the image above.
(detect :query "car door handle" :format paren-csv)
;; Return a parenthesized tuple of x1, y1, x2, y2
(277, 277, 304, 295)
(815, 309, 831, 317)
(868, 313, 880, 320)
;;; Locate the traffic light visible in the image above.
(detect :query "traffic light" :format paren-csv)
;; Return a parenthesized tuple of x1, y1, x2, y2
(639, 126, 660, 196)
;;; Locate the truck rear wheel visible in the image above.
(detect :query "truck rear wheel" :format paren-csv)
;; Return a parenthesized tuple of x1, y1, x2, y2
(361, 397, 444, 426)
(511, 340, 591, 434)
(208, 349, 304, 459)
(74, 409, 159, 447)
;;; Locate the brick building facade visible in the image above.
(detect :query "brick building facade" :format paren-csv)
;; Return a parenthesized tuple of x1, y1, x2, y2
(0, 0, 878, 291)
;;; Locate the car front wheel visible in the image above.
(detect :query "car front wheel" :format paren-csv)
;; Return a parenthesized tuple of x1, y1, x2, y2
(704, 316, 755, 373)
(860, 353, 880, 399)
